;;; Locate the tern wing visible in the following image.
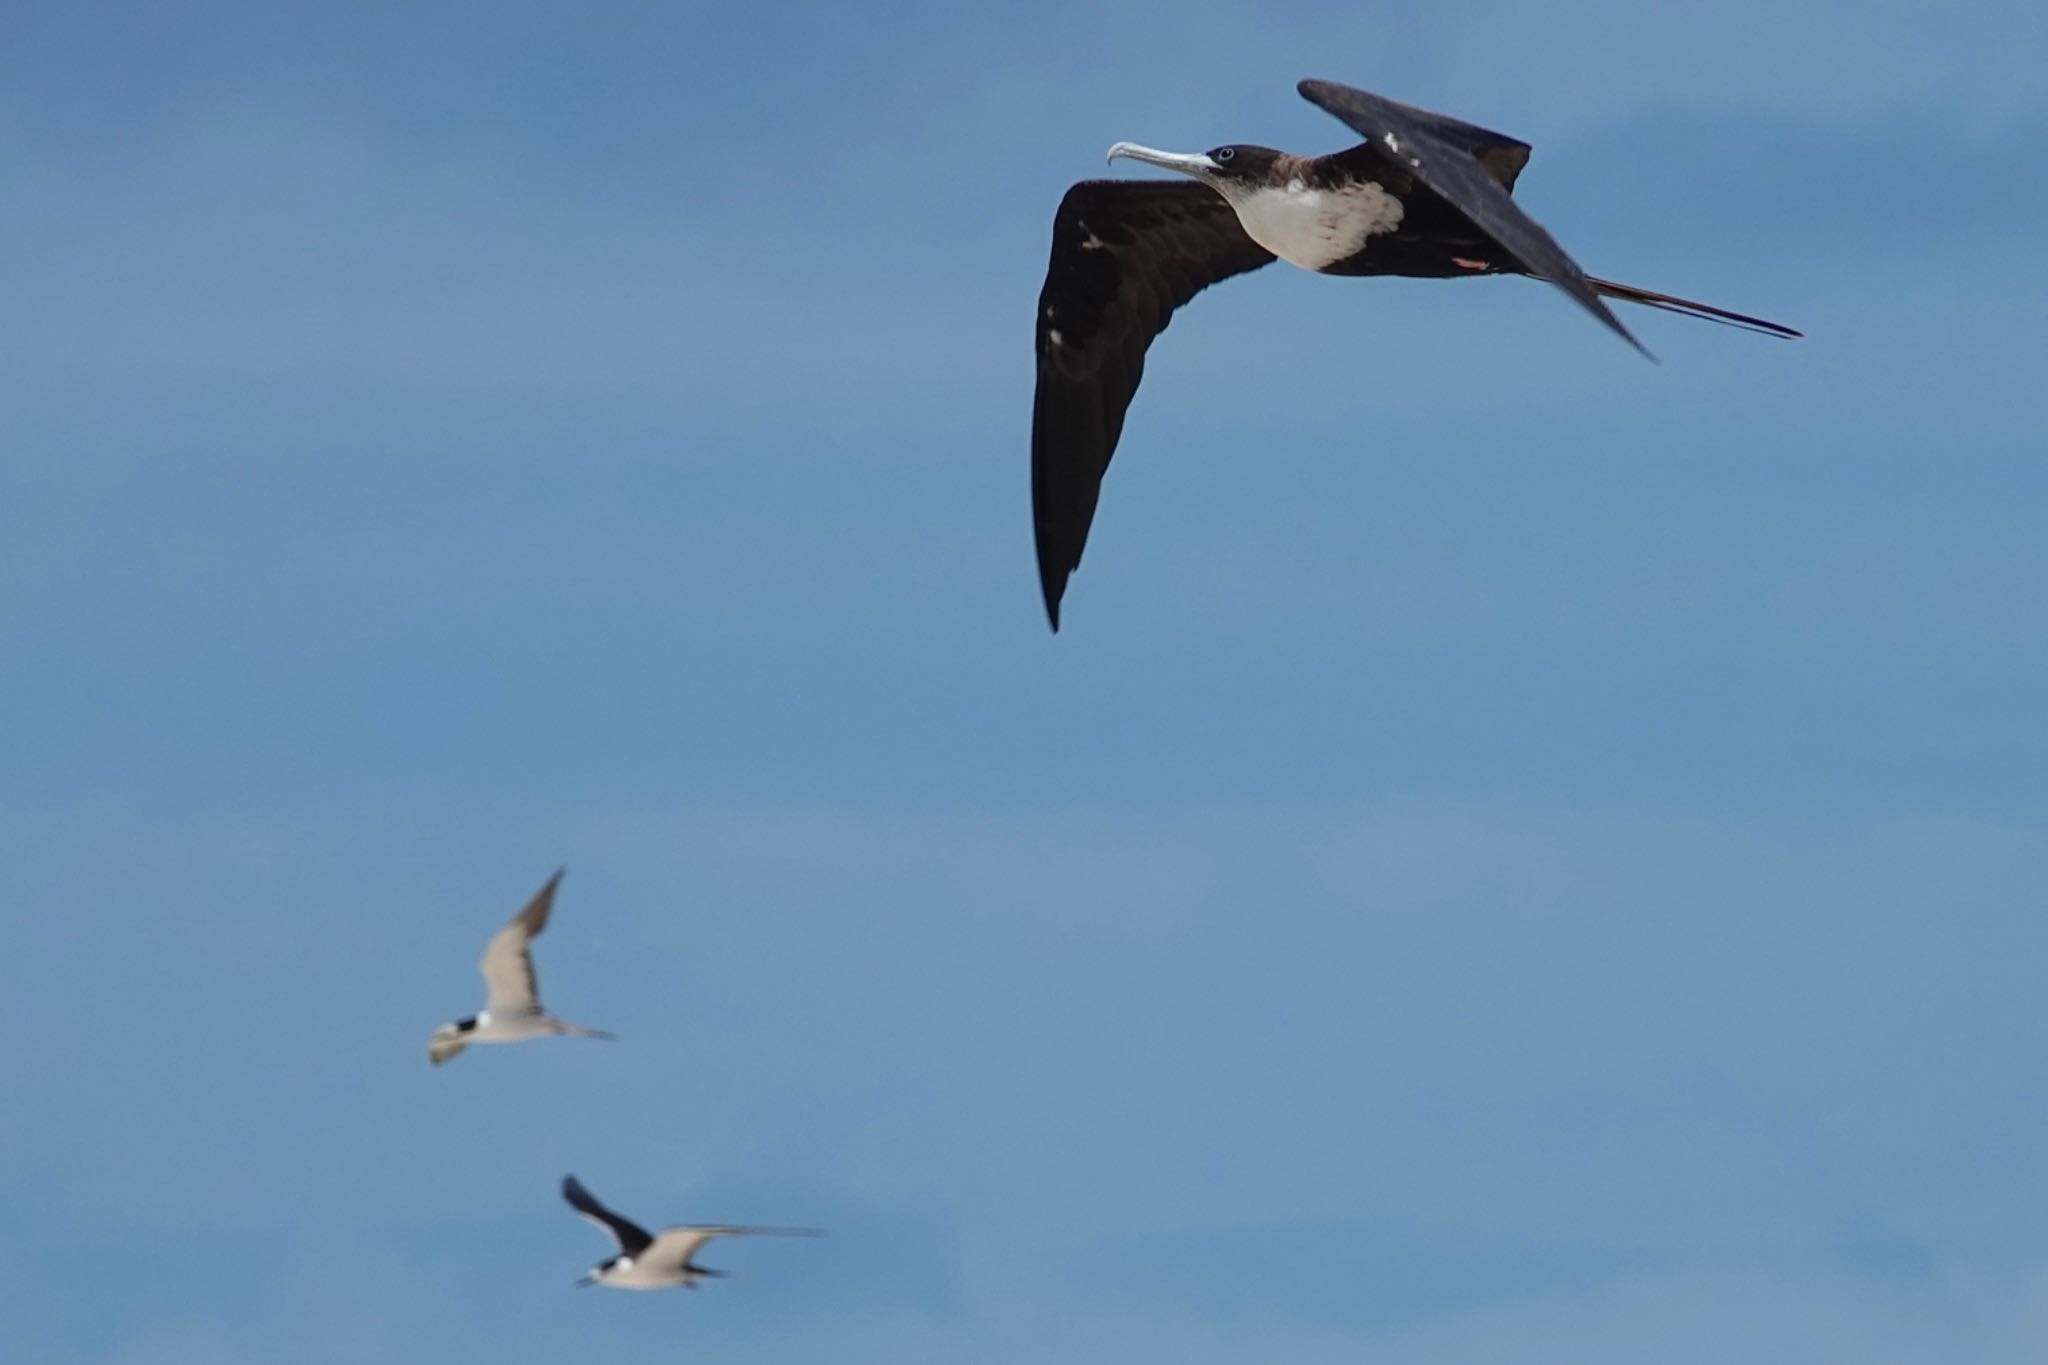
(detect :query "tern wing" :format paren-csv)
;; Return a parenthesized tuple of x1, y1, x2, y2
(1298, 77, 1644, 354)
(479, 867, 563, 1016)
(561, 1175, 653, 1257)
(645, 1224, 826, 1271)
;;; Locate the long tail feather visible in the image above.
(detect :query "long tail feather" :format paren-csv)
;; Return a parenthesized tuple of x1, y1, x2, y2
(1585, 276, 1802, 339)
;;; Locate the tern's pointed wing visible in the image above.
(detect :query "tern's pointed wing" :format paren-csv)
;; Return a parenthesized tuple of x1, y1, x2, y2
(479, 868, 563, 1016)
(645, 1225, 826, 1271)
(1033, 179, 1276, 631)
(1298, 78, 1645, 355)
(561, 1175, 653, 1257)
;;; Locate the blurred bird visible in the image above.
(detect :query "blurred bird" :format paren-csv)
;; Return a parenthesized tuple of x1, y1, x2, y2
(427, 868, 614, 1065)
(561, 1175, 823, 1290)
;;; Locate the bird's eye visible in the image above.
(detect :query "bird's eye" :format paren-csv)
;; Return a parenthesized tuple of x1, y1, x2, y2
(1214, 147, 1236, 163)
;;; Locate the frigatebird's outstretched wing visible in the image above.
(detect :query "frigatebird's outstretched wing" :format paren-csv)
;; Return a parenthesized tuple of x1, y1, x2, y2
(1298, 77, 1647, 356)
(1032, 180, 1276, 631)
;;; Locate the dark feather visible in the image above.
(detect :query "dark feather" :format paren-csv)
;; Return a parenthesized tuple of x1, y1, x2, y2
(1298, 77, 1647, 355)
(1031, 180, 1274, 630)
(561, 1175, 653, 1257)
(1586, 276, 1802, 339)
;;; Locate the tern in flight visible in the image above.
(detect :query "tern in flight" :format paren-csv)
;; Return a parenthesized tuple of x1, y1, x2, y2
(561, 1175, 823, 1290)
(1031, 77, 1800, 629)
(426, 868, 614, 1066)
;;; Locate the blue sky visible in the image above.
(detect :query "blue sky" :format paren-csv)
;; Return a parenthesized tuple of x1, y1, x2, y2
(4, 2, 2046, 1360)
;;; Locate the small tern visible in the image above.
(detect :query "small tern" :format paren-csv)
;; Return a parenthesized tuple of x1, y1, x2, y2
(427, 868, 614, 1066)
(561, 1174, 823, 1290)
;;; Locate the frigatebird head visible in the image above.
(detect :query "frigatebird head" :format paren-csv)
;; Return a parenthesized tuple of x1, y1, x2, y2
(1106, 142, 1284, 188)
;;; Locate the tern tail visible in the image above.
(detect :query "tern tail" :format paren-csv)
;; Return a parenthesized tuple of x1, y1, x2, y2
(553, 1020, 616, 1041)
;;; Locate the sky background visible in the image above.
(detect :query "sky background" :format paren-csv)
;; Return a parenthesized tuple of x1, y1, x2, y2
(5, 2, 2047, 1360)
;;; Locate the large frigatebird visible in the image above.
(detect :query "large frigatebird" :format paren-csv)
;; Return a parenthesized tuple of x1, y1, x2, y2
(1032, 78, 1800, 631)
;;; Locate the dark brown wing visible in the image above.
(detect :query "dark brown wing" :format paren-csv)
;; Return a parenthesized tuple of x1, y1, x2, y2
(562, 1175, 653, 1257)
(1298, 78, 1646, 356)
(1032, 180, 1275, 631)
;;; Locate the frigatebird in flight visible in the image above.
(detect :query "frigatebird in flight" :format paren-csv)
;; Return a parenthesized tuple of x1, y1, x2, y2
(1031, 77, 1800, 631)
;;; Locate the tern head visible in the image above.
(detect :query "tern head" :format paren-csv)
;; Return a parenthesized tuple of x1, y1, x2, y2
(578, 1254, 631, 1287)
(1106, 142, 1285, 193)
(426, 1016, 477, 1066)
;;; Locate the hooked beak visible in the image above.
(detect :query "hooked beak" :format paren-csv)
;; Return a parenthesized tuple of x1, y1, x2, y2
(1106, 142, 1221, 181)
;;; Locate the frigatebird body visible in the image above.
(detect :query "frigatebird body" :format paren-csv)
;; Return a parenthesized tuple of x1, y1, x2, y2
(1031, 78, 1800, 630)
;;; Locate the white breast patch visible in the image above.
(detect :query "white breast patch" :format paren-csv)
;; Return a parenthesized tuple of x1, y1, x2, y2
(1228, 178, 1405, 272)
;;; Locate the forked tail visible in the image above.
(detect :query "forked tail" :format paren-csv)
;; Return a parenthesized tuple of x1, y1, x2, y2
(554, 1019, 617, 1041)
(1585, 276, 1802, 339)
